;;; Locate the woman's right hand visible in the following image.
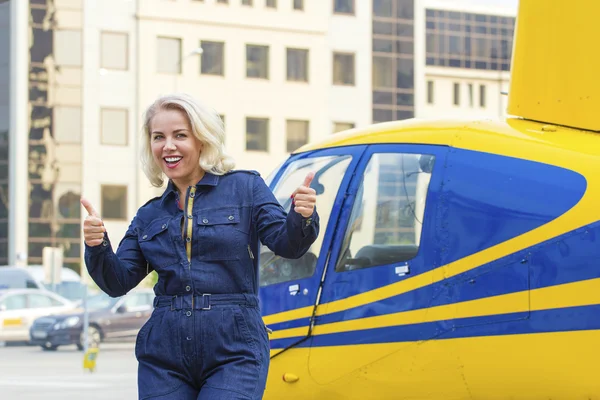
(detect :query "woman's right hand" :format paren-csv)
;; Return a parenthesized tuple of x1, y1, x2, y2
(81, 197, 106, 247)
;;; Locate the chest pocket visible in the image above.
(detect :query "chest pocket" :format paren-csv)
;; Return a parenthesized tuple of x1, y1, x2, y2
(138, 217, 179, 268)
(196, 208, 247, 260)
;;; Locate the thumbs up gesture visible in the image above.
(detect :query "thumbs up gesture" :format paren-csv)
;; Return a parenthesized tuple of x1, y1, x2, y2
(291, 172, 317, 218)
(81, 197, 106, 247)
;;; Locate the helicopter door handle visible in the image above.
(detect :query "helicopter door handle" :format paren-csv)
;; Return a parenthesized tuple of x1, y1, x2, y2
(289, 284, 299, 296)
(395, 264, 409, 277)
(288, 284, 309, 296)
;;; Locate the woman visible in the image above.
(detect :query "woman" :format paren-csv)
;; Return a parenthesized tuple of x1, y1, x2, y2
(81, 93, 319, 399)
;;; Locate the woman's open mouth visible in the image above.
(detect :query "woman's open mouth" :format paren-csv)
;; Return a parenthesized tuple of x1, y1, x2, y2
(164, 156, 182, 169)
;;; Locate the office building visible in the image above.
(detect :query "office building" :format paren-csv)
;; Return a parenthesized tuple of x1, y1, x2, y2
(1, 0, 515, 271)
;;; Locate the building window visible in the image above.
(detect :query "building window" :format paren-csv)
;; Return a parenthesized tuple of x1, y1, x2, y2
(286, 120, 309, 152)
(373, 57, 393, 88)
(468, 83, 474, 107)
(293, 0, 303, 10)
(246, 45, 269, 79)
(101, 185, 127, 220)
(54, 106, 82, 144)
(200, 41, 224, 76)
(333, 122, 355, 133)
(373, 0, 392, 17)
(286, 48, 308, 82)
(425, 9, 516, 72)
(101, 108, 128, 146)
(246, 117, 269, 151)
(453, 82, 460, 105)
(333, 52, 355, 86)
(100, 32, 128, 70)
(334, 0, 354, 14)
(54, 30, 82, 67)
(427, 80, 434, 104)
(242, 0, 253, 5)
(266, 0, 276, 7)
(157, 37, 182, 74)
(396, 0, 413, 18)
(396, 58, 413, 89)
(479, 84, 487, 107)
(372, 1, 415, 124)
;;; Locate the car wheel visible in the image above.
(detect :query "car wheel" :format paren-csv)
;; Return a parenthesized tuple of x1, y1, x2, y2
(79, 326, 101, 351)
(41, 343, 58, 351)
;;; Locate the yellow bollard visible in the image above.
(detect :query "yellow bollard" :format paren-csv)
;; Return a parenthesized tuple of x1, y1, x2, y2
(83, 347, 99, 373)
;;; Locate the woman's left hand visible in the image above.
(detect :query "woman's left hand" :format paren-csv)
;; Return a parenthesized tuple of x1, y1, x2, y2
(292, 172, 317, 218)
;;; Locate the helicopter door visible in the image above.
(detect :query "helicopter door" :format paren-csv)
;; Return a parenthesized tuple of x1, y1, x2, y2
(259, 146, 367, 356)
(307, 144, 448, 384)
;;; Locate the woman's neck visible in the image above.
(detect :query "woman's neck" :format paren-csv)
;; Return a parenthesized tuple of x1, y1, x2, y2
(173, 169, 205, 199)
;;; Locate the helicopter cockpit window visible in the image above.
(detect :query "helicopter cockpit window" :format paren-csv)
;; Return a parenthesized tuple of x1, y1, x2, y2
(259, 155, 353, 286)
(335, 153, 435, 272)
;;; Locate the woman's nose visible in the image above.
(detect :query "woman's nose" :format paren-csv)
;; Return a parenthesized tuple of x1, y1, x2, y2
(164, 138, 176, 150)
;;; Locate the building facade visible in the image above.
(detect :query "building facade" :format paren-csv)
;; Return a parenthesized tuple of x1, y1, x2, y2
(3, 0, 516, 273)
(417, 0, 515, 120)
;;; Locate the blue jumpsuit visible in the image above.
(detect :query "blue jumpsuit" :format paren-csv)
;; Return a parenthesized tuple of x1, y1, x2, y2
(84, 170, 320, 400)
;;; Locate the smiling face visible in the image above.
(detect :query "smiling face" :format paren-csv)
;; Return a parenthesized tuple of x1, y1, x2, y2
(150, 108, 205, 192)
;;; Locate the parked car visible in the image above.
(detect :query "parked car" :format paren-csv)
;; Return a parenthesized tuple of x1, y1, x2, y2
(0, 265, 85, 302)
(0, 288, 77, 344)
(29, 288, 155, 351)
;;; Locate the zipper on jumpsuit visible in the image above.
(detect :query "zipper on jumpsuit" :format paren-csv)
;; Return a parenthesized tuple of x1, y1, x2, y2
(183, 186, 196, 308)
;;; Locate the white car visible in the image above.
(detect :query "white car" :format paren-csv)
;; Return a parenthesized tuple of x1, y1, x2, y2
(0, 288, 77, 344)
(0, 265, 85, 302)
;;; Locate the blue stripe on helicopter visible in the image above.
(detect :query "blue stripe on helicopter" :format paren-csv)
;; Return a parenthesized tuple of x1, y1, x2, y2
(266, 220, 599, 333)
(269, 303, 600, 349)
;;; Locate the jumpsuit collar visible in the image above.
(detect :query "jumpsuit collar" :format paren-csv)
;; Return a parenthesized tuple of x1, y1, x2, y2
(160, 172, 220, 206)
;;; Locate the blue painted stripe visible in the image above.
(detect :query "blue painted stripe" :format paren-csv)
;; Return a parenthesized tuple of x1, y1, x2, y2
(438, 148, 587, 266)
(269, 304, 600, 349)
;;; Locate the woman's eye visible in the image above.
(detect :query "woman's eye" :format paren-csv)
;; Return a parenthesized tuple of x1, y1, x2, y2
(176, 133, 187, 139)
(152, 135, 163, 141)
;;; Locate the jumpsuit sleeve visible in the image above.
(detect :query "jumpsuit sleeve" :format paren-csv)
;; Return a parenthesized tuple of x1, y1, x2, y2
(84, 215, 148, 297)
(252, 174, 320, 259)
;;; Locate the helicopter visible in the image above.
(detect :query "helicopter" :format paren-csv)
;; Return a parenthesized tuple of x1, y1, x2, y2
(257, 0, 600, 399)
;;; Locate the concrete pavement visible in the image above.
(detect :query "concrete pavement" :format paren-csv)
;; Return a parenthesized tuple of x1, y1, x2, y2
(0, 343, 138, 399)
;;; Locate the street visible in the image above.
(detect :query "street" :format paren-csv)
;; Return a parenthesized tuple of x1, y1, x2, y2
(0, 343, 138, 399)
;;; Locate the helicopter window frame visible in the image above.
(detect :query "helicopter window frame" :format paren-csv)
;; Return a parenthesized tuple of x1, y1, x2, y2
(335, 152, 436, 272)
(259, 154, 354, 287)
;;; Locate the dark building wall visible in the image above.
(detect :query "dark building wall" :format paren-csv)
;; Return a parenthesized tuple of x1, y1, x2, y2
(0, 0, 10, 265)
(28, 0, 82, 273)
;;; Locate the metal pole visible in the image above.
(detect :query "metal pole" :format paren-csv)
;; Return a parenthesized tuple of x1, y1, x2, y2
(8, 0, 29, 266)
(82, 283, 89, 353)
(51, 250, 56, 293)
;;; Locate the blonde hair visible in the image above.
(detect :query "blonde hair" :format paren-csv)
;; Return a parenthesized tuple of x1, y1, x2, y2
(140, 93, 235, 187)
